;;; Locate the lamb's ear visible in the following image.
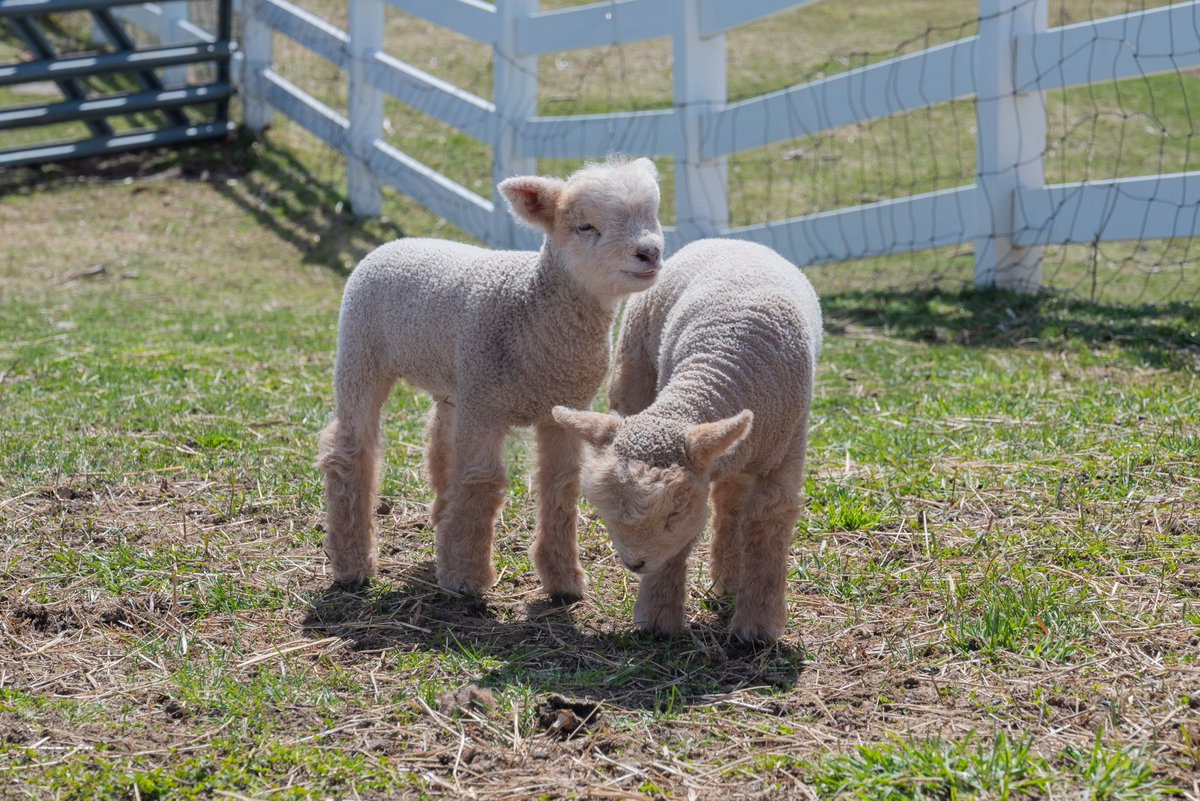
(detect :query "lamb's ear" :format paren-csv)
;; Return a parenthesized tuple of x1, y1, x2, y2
(632, 157, 658, 180)
(685, 410, 753, 470)
(499, 175, 565, 232)
(552, 406, 619, 448)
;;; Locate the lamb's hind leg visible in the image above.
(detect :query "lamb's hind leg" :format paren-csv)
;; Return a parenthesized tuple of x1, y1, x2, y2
(709, 473, 753, 598)
(732, 459, 805, 644)
(435, 416, 508, 594)
(317, 362, 394, 590)
(531, 420, 586, 600)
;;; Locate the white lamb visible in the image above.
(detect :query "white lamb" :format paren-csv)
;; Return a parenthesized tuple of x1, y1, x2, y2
(554, 238, 822, 643)
(317, 158, 663, 598)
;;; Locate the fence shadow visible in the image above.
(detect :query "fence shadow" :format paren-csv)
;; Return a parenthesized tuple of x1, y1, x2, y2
(0, 128, 403, 279)
(211, 131, 407, 277)
(301, 561, 805, 712)
(823, 287, 1200, 370)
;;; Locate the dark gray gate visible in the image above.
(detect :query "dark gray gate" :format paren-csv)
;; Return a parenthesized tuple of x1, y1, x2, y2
(0, 0, 233, 168)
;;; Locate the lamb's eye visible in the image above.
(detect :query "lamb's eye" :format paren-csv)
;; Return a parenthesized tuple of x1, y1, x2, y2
(576, 222, 595, 233)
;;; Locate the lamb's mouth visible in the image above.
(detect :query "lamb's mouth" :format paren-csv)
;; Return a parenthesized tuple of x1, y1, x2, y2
(622, 268, 659, 280)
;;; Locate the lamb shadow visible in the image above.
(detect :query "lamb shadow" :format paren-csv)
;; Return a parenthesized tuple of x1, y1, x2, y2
(823, 286, 1200, 370)
(302, 561, 806, 712)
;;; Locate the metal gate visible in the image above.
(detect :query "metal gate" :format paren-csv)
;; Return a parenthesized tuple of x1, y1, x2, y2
(0, 0, 233, 168)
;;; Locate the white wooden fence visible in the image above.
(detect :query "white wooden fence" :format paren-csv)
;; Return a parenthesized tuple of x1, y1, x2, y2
(130, 0, 1200, 292)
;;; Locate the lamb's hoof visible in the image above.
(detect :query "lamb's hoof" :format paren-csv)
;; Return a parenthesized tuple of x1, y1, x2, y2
(547, 592, 583, 607)
(333, 574, 371, 593)
(730, 611, 784, 646)
(436, 566, 497, 597)
(710, 575, 739, 598)
(634, 604, 686, 639)
(538, 569, 588, 603)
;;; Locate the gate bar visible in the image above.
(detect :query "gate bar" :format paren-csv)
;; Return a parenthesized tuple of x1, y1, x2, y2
(0, 83, 233, 128)
(0, 42, 233, 87)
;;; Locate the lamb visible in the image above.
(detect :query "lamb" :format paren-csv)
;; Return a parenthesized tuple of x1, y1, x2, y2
(553, 238, 822, 643)
(317, 157, 664, 598)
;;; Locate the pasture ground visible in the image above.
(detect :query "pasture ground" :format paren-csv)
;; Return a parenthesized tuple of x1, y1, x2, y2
(0, 139, 1197, 800)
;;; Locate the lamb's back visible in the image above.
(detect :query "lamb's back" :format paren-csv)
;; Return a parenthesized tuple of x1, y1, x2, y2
(339, 238, 536, 396)
(644, 239, 823, 470)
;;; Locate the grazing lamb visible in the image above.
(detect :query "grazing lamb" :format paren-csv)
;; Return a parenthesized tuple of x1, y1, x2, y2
(554, 238, 822, 643)
(317, 158, 664, 598)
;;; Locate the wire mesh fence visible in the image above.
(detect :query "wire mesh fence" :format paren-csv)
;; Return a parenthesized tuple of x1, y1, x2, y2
(4, 0, 1197, 304)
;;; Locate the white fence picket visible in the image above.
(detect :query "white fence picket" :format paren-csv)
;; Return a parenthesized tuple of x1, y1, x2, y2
(382, 0, 496, 45)
(514, 0, 675, 54)
(259, 0, 348, 71)
(252, 68, 346, 148)
(366, 141, 498, 244)
(368, 53, 496, 143)
(724, 185, 978, 265)
(518, 109, 678, 160)
(696, 0, 821, 38)
(1016, 2, 1200, 91)
(1016, 171, 1200, 245)
(705, 35, 978, 159)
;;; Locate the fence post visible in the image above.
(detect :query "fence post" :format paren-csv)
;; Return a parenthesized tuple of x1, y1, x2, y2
(673, 0, 728, 244)
(241, 0, 274, 133)
(974, 0, 1046, 292)
(492, 0, 538, 248)
(347, 0, 384, 217)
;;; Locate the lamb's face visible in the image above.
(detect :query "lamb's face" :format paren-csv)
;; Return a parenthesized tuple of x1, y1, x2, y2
(552, 407, 755, 577)
(495, 157, 664, 304)
(553, 159, 664, 301)
(580, 454, 709, 575)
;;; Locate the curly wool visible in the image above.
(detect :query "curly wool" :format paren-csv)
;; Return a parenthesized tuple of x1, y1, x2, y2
(612, 415, 689, 469)
(612, 238, 823, 477)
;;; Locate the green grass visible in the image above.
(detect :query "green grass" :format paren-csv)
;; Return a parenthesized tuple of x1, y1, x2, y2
(798, 732, 1173, 801)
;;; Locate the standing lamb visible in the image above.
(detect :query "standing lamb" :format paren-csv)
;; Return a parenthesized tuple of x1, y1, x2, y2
(317, 158, 663, 598)
(554, 238, 822, 643)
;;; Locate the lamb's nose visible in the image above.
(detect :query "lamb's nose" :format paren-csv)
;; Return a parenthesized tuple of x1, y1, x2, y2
(636, 246, 661, 264)
(623, 558, 646, 573)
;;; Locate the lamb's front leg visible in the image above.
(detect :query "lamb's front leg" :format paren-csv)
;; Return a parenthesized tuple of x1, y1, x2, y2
(424, 399, 454, 530)
(435, 418, 508, 595)
(732, 463, 803, 644)
(633, 540, 695, 638)
(531, 420, 588, 600)
(709, 473, 753, 597)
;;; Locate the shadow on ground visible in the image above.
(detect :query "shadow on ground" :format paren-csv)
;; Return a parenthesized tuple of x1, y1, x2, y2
(824, 287, 1200, 369)
(211, 132, 408, 276)
(301, 561, 806, 712)
(0, 126, 405, 278)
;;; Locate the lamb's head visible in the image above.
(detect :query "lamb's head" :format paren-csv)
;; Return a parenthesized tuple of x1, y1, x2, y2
(553, 407, 753, 575)
(498, 157, 664, 303)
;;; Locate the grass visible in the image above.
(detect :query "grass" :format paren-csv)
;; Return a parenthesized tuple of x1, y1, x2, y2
(1, 1, 1199, 798)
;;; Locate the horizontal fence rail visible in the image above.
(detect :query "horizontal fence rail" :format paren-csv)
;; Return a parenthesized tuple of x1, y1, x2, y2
(0, 0, 235, 168)
(228, 0, 1199, 292)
